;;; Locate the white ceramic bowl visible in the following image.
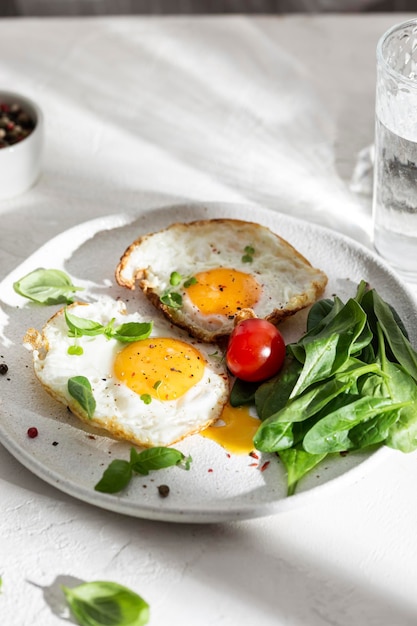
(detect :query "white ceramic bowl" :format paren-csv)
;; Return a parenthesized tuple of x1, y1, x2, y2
(0, 91, 44, 200)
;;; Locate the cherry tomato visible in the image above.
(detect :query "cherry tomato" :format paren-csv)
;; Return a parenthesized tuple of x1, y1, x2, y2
(226, 318, 286, 382)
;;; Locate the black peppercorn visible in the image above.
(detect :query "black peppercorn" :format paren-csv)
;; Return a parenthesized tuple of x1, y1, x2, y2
(157, 484, 170, 498)
(0, 102, 35, 148)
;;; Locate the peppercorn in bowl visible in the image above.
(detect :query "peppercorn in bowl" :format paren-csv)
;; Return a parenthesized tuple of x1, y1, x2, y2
(0, 90, 44, 200)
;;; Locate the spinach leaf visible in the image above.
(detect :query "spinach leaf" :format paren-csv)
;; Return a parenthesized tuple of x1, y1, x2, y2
(303, 395, 411, 454)
(306, 298, 335, 332)
(255, 357, 302, 420)
(372, 290, 417, 382)
(278, 448, 327, 496)
(289, 299, 368, 398)
(384, 364, 417, 452)
(349, 410, 399, 448)
(253, 420, 294, 452)
(253, 282, 417, 495)
(229, 378, 259, 407)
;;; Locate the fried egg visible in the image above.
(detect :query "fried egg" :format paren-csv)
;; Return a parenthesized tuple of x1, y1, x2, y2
(24, 298, 229, 447)
(115, 219, 328, 342)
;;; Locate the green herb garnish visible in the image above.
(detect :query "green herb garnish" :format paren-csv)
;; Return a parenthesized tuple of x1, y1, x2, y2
(67, 345, 84, 356)
(159, 273, 197, 308)
(251, 280, 417, 495)
(242, 245, 255, 263)
(140, 394, 152, 405)
(62, 580, 149, 626)
(94, 446, 192, 493)
(169, 271, 182, 286)
(13, 268, 84, 305)
(183, 276, 198, 288)
(160, 291, 183, 308)
(64, 309, 153, 343)
(68, 376, 96, 419)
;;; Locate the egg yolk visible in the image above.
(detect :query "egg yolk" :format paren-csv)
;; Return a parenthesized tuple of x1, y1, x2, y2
(201, 403, 260, 454)
(185, 268, 261, 316)
(114, 337, 205, 401)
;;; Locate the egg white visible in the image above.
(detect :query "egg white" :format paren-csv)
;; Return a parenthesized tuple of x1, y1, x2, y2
(25, 298, 229, 447)
(115, 219, 328, 341)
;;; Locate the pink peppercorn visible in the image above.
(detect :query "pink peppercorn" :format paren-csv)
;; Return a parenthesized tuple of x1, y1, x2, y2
(27, 427, 38, 439)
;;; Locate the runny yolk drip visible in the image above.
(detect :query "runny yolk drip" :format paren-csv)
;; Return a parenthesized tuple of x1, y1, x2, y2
(185, 268, 261, 316)
(201, 403, 260, 454)
(113, 338, 205, 401)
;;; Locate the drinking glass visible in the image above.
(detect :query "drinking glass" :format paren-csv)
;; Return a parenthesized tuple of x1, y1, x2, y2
(372, 18, 417, 282)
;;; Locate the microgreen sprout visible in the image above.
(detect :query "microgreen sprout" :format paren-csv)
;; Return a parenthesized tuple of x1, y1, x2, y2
(169, 271, 182, 286)
(242, 244, 255, 263)
(67, 344, 84, 356)
(183, 276, 198, 288)
(160, 273, 197, 308)
(160, 291, 183, 308)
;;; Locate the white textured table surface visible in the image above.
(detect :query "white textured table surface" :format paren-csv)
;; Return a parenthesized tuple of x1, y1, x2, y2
(1, 13, 417, 626)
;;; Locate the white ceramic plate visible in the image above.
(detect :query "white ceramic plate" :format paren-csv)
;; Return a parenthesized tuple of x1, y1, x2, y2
(0, 202, 415, 523)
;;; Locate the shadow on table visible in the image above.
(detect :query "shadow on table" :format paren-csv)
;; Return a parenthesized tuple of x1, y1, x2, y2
(3, 440, 416, 625)
(34, 519, 417, 626)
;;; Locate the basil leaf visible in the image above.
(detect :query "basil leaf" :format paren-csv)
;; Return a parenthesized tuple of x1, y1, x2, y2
(131, 447, 185, 474)
(95, 446, 191, 493)
(111, 322, 153, 343)
(13, 268, 83, 305)
(62, 581, 149, 626)
(68, 376, 96, 419)
(94, 460, 132, 493)
(65, 309, 106, 337)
